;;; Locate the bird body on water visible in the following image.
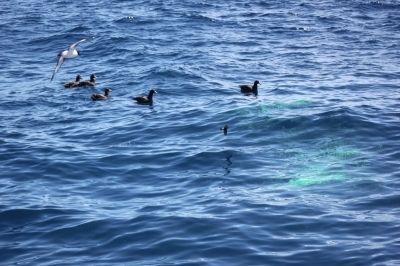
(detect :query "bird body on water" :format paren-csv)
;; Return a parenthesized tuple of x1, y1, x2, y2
(91, 88, 111, 101)
(78, 74, 96, 87)
(240, 80, 260, 95)
(64, 74, 81, 88)
(133, 89, 157, 105)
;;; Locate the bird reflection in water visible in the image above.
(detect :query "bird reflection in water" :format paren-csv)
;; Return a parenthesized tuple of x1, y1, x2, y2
(223, 153, 233, 176)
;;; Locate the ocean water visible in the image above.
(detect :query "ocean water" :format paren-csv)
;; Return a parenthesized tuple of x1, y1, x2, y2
(1, 0, 399, 265)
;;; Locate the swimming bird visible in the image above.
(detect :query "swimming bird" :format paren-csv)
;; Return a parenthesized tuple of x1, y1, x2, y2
(133, 89, 157, 105)
(64, 74, 82, 88)
(220, 125, 228, 136)
(77, 74, 96, 87)
(91, 88, 112, 101)
(240, 80, 260, 96)
(51, 39, 87, 81)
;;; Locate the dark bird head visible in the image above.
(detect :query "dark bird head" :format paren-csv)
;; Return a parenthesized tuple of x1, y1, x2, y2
(148, 89, 157, 97)
(104, 88, 112, 96)
(75, 74, 82, 82)
(77, 50, 81, 56)
(90, 74, 96, 82)
(253, 80, 260, 96)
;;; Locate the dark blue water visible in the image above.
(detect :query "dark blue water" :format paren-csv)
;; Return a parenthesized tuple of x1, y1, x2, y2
(1, 0, 400, 265)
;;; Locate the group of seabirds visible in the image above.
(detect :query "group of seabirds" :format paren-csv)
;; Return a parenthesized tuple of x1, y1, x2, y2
(51, 39, 262, 135)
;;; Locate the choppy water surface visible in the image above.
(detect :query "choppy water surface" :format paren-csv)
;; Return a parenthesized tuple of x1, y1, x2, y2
(1, 0, 399, 265)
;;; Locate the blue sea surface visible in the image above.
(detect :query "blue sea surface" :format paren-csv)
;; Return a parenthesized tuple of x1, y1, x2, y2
(1, 0, 400, 265)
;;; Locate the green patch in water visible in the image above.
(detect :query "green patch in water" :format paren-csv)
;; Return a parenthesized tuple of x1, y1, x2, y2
(318, 146, 359, 160)
(286, 142, 361, 187)
(262, 100, 315, 113)
(289, 163, 347, 187)
(289, 172, 346, 187)
(235, 99, 316, 116)
(330, 147, 358, 159)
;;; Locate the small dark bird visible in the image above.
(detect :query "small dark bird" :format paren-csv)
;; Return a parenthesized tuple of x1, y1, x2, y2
(133, 89, 157, 105)
(220, 124, 228, 135)
(64, 74, 82, 88)
(78, 74, 96, 87)
(91, 88, 111, 101)
(240, 80, 260, 96)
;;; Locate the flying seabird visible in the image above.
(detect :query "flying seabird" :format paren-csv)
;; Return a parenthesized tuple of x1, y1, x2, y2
(51, 39, 87, 81)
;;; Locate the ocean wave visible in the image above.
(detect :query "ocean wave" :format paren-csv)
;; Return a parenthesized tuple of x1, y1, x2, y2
(139, 66, 207, 82)
(358, 0, 400, 10)
(183, 13, 218, 23)
(114, 16, 159, 26)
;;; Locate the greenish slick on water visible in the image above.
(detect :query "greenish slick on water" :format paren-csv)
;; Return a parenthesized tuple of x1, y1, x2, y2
(234, 99, 316, 116)
(258, 100, 316, 113)
(289, 165, 347, 187)
(289, 145, 361, 187)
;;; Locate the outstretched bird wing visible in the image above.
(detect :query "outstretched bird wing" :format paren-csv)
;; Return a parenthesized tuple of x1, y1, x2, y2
(50, 55, 64, 81)
(69, 39, 86, 51)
